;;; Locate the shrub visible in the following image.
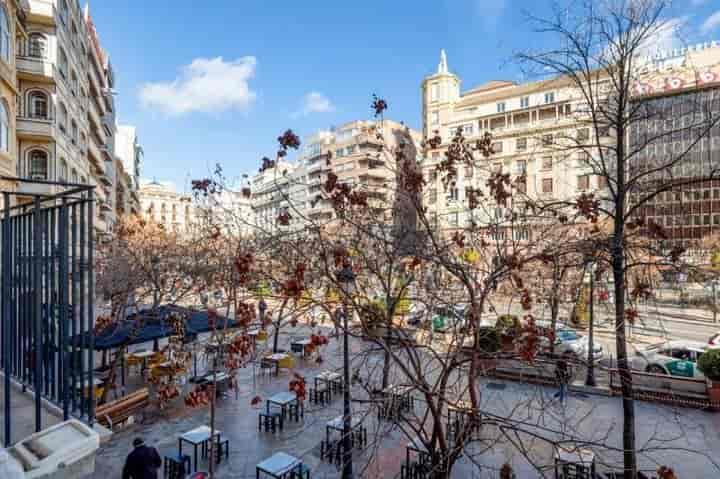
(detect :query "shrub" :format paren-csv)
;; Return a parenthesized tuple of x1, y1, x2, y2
(698, 348, 720, 380)
(477, 327, 501, 353)
(496, 314, 520, 336)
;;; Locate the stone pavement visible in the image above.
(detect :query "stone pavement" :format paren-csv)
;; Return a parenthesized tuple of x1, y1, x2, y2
(0, 377, 62, 446)
(89, 324, 720, 478)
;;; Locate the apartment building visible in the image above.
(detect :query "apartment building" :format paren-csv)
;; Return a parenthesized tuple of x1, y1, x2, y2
(84, 4, 117, 231)
(0, 0, 24, 188)
(629, 42, 720, 244)
(251, 159, 307, 233)
(12, 0, 138, 231)
(302, 120, 421, 224)
(115, 124, 142, 216)
(139, 180, 195, 236)
(420, 50, 601, 235)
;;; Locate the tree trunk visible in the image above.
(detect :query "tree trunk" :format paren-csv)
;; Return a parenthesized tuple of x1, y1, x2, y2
(381, 348, 391, 389)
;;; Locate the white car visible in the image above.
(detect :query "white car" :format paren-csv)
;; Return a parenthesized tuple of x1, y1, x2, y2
(534, 320, 604, 361)
(631, 340, 714, 378)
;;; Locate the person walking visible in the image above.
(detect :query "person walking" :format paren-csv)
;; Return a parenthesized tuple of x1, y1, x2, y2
(122, 437, 162, 479)
(554, 355, 571, 404)
(258, 297, 267, 323)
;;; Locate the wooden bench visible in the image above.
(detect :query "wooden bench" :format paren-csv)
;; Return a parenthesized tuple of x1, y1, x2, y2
(96, 387, 150, 430)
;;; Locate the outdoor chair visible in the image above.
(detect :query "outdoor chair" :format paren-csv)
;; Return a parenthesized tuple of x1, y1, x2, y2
(278, 355, 295, 371)
(309, 386, 330, 405)
(258, 412, 284, 433)
(163, 453, 190, 479)
(259, 358, 275, 377)
(214, 438, 230, 464)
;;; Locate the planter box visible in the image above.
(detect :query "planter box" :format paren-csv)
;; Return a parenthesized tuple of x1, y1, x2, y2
(9, 420, 99, 479)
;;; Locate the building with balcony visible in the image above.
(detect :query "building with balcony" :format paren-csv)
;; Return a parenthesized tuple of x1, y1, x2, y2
(251, 159, 306, 233)
(139, 180, 195, 236)
(115, 123, 142, 216)
(0, 0, 25, 189)
(84, 4, 117, 232)
(420, 50, 602, 235)
(16, 0, 92, 200)
(300, 119, 420, 225)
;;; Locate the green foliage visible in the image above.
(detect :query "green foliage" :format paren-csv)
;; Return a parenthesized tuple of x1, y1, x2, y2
(495, 314, 520, 336)
(698, 348, 720, 380)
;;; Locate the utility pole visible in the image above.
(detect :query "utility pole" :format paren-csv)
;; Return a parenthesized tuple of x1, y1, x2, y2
(586, 262, 596, 387)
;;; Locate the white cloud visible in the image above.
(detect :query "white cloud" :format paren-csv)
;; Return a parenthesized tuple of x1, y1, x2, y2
(636, 17, 687, 58)
(140, 56, 257, 116)
(291, 91, 335, 118)
(701, 11, 720, 36)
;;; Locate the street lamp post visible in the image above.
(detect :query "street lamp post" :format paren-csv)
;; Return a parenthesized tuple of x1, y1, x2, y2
(585, 260, 596, 387)
(336, 264, 356, 479)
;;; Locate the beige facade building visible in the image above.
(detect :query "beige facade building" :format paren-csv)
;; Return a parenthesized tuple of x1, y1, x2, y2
(139, 180, 195, 235)
(302, 120, 421, 224)
(421, 50, 601, 235)
(0, 0, 24, 185)
(11, 0, 139, 232)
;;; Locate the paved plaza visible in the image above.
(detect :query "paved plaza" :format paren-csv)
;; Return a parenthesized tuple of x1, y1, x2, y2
(85, 324, 720, 478)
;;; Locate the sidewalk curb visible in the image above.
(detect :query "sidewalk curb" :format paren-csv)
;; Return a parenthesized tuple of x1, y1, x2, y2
(569, 383, 613, 397)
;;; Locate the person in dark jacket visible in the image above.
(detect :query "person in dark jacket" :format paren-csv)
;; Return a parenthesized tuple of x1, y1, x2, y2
(554, 356, 571, 404)
(122, 437, 162, 479)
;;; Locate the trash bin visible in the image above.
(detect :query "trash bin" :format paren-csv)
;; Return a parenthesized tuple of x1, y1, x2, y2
(9, 419, 99, 479)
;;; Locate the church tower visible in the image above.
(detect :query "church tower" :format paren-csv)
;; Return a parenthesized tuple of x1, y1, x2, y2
(421, 50, 461, 141)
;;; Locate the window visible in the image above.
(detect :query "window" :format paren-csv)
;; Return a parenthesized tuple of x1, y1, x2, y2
(577, 128, 590, 141)
(520, 96, 529, 108)
(497, 102, 506, 113)
(58, 49, 68, 78)
(516, 160, 527, 174)
(544, 92, 555, 104)
(59, 158, 68, 182)
(516, 138, 527, 150)
(448, 212, 459, 227)
(597, 175, 607, 188)
(542, 134, 554, 146)
(542, 178, 553, 194)
(429, 188, 437, 204)
(28, 33, 47, 58)
(0, 100, 8, 152)
(431, 111, 439, 125)
(542, 156, 553, 170)
(464, 166, 473, 178)
(335, 148, 344, 158)
(0, 5, 10, 62)
(578, 175, 589, 190)
(58, 103, 67, 133)
(492, 141, 503, 153)
(345, 145, 356, 155)
(447, 182, 458, 201)
(462, 123, 474, 137)
(29, 150, 49, 180)
(29, 91, 48, 119)
(430, 83, 438, 101)
(71, 169, 78, 183)
(71, 120, 78, 144)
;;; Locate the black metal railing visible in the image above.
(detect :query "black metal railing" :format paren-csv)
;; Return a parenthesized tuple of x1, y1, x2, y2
(1, 177, 95, 446)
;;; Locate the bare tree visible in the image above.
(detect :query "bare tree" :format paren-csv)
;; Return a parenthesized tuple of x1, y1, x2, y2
(517, 0, 720, 474)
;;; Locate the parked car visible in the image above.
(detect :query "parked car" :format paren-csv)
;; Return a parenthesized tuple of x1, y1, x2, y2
(430, 305, 468, 333)
(631, 340, 716, 378)
(533, 320, 604, 361)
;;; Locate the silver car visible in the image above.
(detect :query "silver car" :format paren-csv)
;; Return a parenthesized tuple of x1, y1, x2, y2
(534, 320, 604, 361)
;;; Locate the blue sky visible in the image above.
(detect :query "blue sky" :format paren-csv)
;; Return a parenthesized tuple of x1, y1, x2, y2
(87, 0, 720, 191)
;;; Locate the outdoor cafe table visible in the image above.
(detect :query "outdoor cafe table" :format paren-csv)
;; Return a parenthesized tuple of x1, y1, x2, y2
(129, 350, 155, 374)
(406, 437, 430, 471)
(325, 414, 366, 445)
(178, 425, 222, 472)
(382, 384, 414, 412)
(256, 451, 303, 479)
(314, 371, 342, 393)
(266, 391, 299, 420)
(265, 353, 289, 376)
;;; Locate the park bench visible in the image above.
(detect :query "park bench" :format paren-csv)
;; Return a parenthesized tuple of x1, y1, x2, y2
(96, 387, 150, 430)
